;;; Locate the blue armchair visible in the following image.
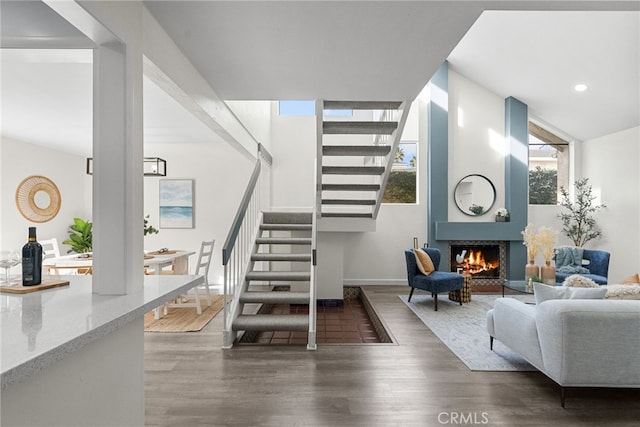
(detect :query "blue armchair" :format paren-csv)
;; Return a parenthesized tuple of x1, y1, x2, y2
(555, 249, 610, 285)
(404, 247, 464, 311)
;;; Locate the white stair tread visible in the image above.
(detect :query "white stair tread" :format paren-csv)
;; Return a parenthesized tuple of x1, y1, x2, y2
(233, 314, 309, 331)
(251, 253, 311, 262)
(260, 224, 312, 231)
(240, 291, 310, 304)
(246, 271, 311, 281)
(256, 237, 312, 245)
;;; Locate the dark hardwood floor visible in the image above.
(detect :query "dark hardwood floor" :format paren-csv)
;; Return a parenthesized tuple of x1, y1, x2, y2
(144, 286, 640, 426)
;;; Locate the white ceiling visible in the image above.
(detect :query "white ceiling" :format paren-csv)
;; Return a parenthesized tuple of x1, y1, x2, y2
(447, 10, 640, 141)
(1, 1, 639, 156)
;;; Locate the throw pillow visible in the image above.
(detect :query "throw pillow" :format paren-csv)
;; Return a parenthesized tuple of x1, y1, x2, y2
(622, 273, 640, 284)
(563, 274, 599, 288)
(604, 284, 640, 300)
(533, 282, 607, 305)
(414, 249, 435, 275)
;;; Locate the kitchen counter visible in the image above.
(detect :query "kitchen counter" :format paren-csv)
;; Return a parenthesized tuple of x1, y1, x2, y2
(1, 274, 204, 389)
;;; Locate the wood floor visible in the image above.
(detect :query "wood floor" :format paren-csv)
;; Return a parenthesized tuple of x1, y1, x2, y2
(144, 286, 640, 426)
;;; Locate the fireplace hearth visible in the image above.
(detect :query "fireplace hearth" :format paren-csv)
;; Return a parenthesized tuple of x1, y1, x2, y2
(449, 241, 506, 287)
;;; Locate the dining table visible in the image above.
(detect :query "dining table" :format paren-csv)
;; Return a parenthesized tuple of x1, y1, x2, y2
(43, 250, 196, 276)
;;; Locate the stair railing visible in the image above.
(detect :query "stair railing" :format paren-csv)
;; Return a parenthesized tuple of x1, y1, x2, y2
(307, 162, 319, 350)
(315, 100, 324, 218)
(222, 144, 272, 348)
(373, 101, 411, 218)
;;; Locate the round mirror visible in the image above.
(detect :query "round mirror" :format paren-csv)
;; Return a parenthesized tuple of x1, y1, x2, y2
(33, 190, 51, 209)
(15, 175, 62, 223)
(454, 174, 496, 216)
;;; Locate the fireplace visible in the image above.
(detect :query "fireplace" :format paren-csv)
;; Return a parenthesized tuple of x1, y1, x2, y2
(449, 241, 506, 287)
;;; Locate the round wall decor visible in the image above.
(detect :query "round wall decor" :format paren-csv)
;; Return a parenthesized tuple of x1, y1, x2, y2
(15, 175, 62, 223)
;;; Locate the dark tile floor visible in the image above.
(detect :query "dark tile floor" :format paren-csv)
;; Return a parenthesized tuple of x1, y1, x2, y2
(253, 298, 381, 344)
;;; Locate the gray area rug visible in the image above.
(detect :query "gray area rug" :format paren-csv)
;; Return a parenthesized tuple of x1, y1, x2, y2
(399, 293, 537, 371)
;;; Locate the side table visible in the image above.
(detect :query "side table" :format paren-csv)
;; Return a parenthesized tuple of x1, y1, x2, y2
(449, 274, 472, 303)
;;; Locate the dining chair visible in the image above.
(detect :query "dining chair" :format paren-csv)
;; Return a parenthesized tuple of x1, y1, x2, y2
(165, 239, 215, 315)
(40, 238, 61, 274)
(40, 238, 92, 275)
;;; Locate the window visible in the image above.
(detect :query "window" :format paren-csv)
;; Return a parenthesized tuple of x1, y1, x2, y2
(383, 141, 417, 203)
(278, 100, 315, 116)
(528, 122, 569, 205)
(278, 100, 352, 116)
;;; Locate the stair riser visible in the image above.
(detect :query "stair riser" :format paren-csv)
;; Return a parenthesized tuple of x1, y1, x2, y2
(323, 121, 398, 135)
(324, 100, 402, 110)
(322, 167, 385, 175)
(251, 255, 312, 262)
(322, 146, 391, 156)
(232, 315, 309, 332)
(263, 212, 312, 224)
(256, 239, 311, 245)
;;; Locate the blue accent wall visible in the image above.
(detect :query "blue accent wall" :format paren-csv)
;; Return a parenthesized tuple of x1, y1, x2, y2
(426, 65, 529, 279)
(504, 97, 528, 278)
(427, 62, 449, 255)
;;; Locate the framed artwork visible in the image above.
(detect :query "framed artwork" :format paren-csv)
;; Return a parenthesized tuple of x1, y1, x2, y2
(159, 179, 194, 228)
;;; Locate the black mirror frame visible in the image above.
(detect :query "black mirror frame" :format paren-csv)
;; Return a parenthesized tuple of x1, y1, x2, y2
(453, 174, 497, 217)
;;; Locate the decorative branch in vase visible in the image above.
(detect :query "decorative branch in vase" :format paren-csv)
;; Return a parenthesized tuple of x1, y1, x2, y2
(522, 223, 540, 280)
(537, 226, 558, 285)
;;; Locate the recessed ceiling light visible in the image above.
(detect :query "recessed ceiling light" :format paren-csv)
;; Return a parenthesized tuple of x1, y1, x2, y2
(574, 83, 588, 92)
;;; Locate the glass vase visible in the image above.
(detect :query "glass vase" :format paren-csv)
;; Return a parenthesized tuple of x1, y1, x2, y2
(525, 261, 540, 282)
(541, 260, 556, 285)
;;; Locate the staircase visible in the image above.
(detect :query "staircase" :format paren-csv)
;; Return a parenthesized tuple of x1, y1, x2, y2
(317, 100, 410, 229)
(230, 212, 316, 347)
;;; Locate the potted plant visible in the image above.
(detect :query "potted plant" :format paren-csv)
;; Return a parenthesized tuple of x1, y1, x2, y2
(468, 204, 484, 215)
(557, 178, 606, 247)
(495, 208, 510, 222)
(62, 217, 93, 254)
(63, 215, 158, 255)
(144, 215, 159, 236)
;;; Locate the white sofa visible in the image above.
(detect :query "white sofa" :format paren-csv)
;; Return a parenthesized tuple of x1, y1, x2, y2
(486, 298, 640, 406)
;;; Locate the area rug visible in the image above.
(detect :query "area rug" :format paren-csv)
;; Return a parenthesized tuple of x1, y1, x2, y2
(399, 293, 537, 371)
(144, 294, 224, 332)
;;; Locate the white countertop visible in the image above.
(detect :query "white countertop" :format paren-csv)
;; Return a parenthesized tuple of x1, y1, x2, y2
(1, 274, 204, 389)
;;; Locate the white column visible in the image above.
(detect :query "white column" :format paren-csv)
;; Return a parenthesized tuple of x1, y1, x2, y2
(46, 1, 144, 295)
(92, 41, 144, 295)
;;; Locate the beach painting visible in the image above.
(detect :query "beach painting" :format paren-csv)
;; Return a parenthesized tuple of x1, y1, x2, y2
(159, 179, 194, 228)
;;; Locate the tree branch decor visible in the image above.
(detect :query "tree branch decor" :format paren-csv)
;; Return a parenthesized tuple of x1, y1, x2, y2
(557, 178, 605, 247)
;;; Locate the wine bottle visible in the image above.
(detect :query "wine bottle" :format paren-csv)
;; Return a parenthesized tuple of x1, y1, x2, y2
(22, 227, 43, 286)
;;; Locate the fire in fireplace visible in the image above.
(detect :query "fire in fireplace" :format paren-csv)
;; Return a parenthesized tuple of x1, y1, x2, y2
(450, 244, 500, 278)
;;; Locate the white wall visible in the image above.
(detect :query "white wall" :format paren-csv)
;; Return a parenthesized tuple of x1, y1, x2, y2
(225, 101, 273, 152)
(143, 141, 254, 285)
(581, 126, 640, 282)
(343, 99, 429, 284)
(0, 137, 90, 255)
(270, 111, 317, 210)
(448, 70, 506, 221)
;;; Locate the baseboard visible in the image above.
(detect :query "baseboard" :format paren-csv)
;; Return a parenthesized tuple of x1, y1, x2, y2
(343, 279, 406, 286)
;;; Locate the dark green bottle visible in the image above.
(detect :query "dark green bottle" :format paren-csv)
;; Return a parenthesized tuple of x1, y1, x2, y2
(22, 227, 43, 286)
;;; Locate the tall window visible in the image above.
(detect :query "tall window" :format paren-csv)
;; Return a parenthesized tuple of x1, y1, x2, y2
(383, 141, 417, 203)
(528, 122, 569, 205)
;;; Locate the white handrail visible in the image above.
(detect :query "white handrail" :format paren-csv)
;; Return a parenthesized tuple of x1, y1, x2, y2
(373, 101, 412, 218)
(222, 148, 271, 348)
(307, 161, 319, 350)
